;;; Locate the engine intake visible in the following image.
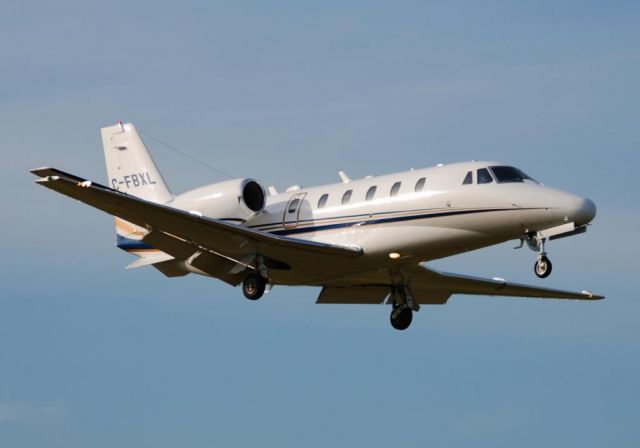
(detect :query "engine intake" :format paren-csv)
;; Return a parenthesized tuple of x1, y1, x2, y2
(242, 180, 265, 212)
(170, 178, 266, 221)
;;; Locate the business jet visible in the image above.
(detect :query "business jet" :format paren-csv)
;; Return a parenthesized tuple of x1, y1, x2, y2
(31, 122, 603, 330)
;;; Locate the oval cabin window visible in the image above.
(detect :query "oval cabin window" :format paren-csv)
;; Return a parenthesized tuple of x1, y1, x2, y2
(317, 194, 329, 208)
(342, 190, 353, 205)
(366, 186, 377, 201)
(390, 181, 401, 197)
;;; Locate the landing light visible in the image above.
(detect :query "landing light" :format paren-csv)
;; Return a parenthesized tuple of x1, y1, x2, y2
(389, 252, 401, 259)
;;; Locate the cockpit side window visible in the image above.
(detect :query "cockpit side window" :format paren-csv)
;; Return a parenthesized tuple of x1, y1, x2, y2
(462, 171, 473, 185)
(489, 166, 538, 184)
(477, 168, 493, 184)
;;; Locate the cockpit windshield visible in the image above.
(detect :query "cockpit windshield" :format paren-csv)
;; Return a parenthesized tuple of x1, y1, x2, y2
(489, 166, 538, 184)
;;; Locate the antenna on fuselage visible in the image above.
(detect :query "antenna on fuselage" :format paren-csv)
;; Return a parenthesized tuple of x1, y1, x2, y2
(338, 171, 351, 183)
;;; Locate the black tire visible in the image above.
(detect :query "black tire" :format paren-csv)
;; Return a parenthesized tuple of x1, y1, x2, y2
(534, 256, 553, 279)
(390, 305, 413, 331)
(242, 274, 266, 300)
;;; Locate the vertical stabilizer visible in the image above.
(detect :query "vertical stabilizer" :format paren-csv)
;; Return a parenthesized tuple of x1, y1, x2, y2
(101, 122, 172, 203)
(101, 122, 173, 251)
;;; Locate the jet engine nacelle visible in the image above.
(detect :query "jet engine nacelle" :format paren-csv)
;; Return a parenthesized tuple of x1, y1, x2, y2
(170, 178, 266, 221)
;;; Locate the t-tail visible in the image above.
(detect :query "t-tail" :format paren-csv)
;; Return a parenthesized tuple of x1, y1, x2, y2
(101, 122, 173, 263)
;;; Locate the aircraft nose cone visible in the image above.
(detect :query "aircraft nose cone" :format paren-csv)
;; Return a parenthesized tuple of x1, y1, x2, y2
(575, 198, 596, 225)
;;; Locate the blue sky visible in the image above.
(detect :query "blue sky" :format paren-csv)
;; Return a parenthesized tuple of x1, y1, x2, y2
(1, 1, 639, 446)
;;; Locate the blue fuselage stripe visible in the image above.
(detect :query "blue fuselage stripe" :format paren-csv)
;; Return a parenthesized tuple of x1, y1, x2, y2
(262, 207, 528, 236)
(116, 207, 537, 249)
(270, 209, 515, 235)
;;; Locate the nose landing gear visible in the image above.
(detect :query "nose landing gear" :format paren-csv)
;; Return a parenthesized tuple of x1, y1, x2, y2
(534, 255, 552, 278)
(533, 236, 553, 279)
(525, 234, 553, 278)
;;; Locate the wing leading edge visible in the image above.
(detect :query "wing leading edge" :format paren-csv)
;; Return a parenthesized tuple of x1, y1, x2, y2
(318, 264, 604, 304)
(31, 168, 362, 282)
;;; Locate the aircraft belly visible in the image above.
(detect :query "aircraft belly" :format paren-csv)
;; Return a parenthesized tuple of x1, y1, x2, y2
(267, 257, 377, 285)
(293, 218, 500, 265)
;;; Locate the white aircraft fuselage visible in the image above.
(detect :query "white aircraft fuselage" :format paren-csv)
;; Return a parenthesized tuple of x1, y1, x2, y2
(170, 160, 595, 284)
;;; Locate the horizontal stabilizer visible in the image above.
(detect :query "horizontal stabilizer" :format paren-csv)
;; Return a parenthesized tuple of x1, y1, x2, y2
(126, 252, 175, 269)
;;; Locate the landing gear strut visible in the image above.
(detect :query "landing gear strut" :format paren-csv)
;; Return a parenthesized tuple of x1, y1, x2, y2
(389, 285, 419, 331)
(522, 233, 553, 279)
(242, 273, 266, 300)
(533, 237, 552, 279)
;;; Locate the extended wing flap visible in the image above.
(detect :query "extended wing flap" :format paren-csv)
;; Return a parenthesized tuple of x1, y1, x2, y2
(317, 269, 453, 305)
(144, 230, 245, 285)
(317, 286, 390, 304)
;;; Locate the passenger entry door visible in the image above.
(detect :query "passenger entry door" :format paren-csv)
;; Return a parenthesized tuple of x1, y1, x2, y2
(283, 193, 307, 229)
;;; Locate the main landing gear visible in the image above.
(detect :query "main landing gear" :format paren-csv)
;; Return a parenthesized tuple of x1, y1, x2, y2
(242, 256, 269, 300)
(389, 286, 419, 331)
(242, 273, 266, 300)
(390, 304, 413, 330)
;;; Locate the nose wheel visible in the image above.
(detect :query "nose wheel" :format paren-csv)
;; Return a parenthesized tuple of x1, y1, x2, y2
(525, 234, 553, 279)
(534, 256, 552, 278)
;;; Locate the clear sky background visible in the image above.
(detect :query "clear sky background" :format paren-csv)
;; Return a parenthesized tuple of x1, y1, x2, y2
(1, 1, 639, 446)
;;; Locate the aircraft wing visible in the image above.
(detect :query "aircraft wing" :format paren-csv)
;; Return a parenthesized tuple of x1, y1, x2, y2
(318, 264, 604, 305)
(31, 168, 362, 283)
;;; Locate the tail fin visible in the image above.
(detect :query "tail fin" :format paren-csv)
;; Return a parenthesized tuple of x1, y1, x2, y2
(101, 122, 173, 252)
(101, 122, 172, 203)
